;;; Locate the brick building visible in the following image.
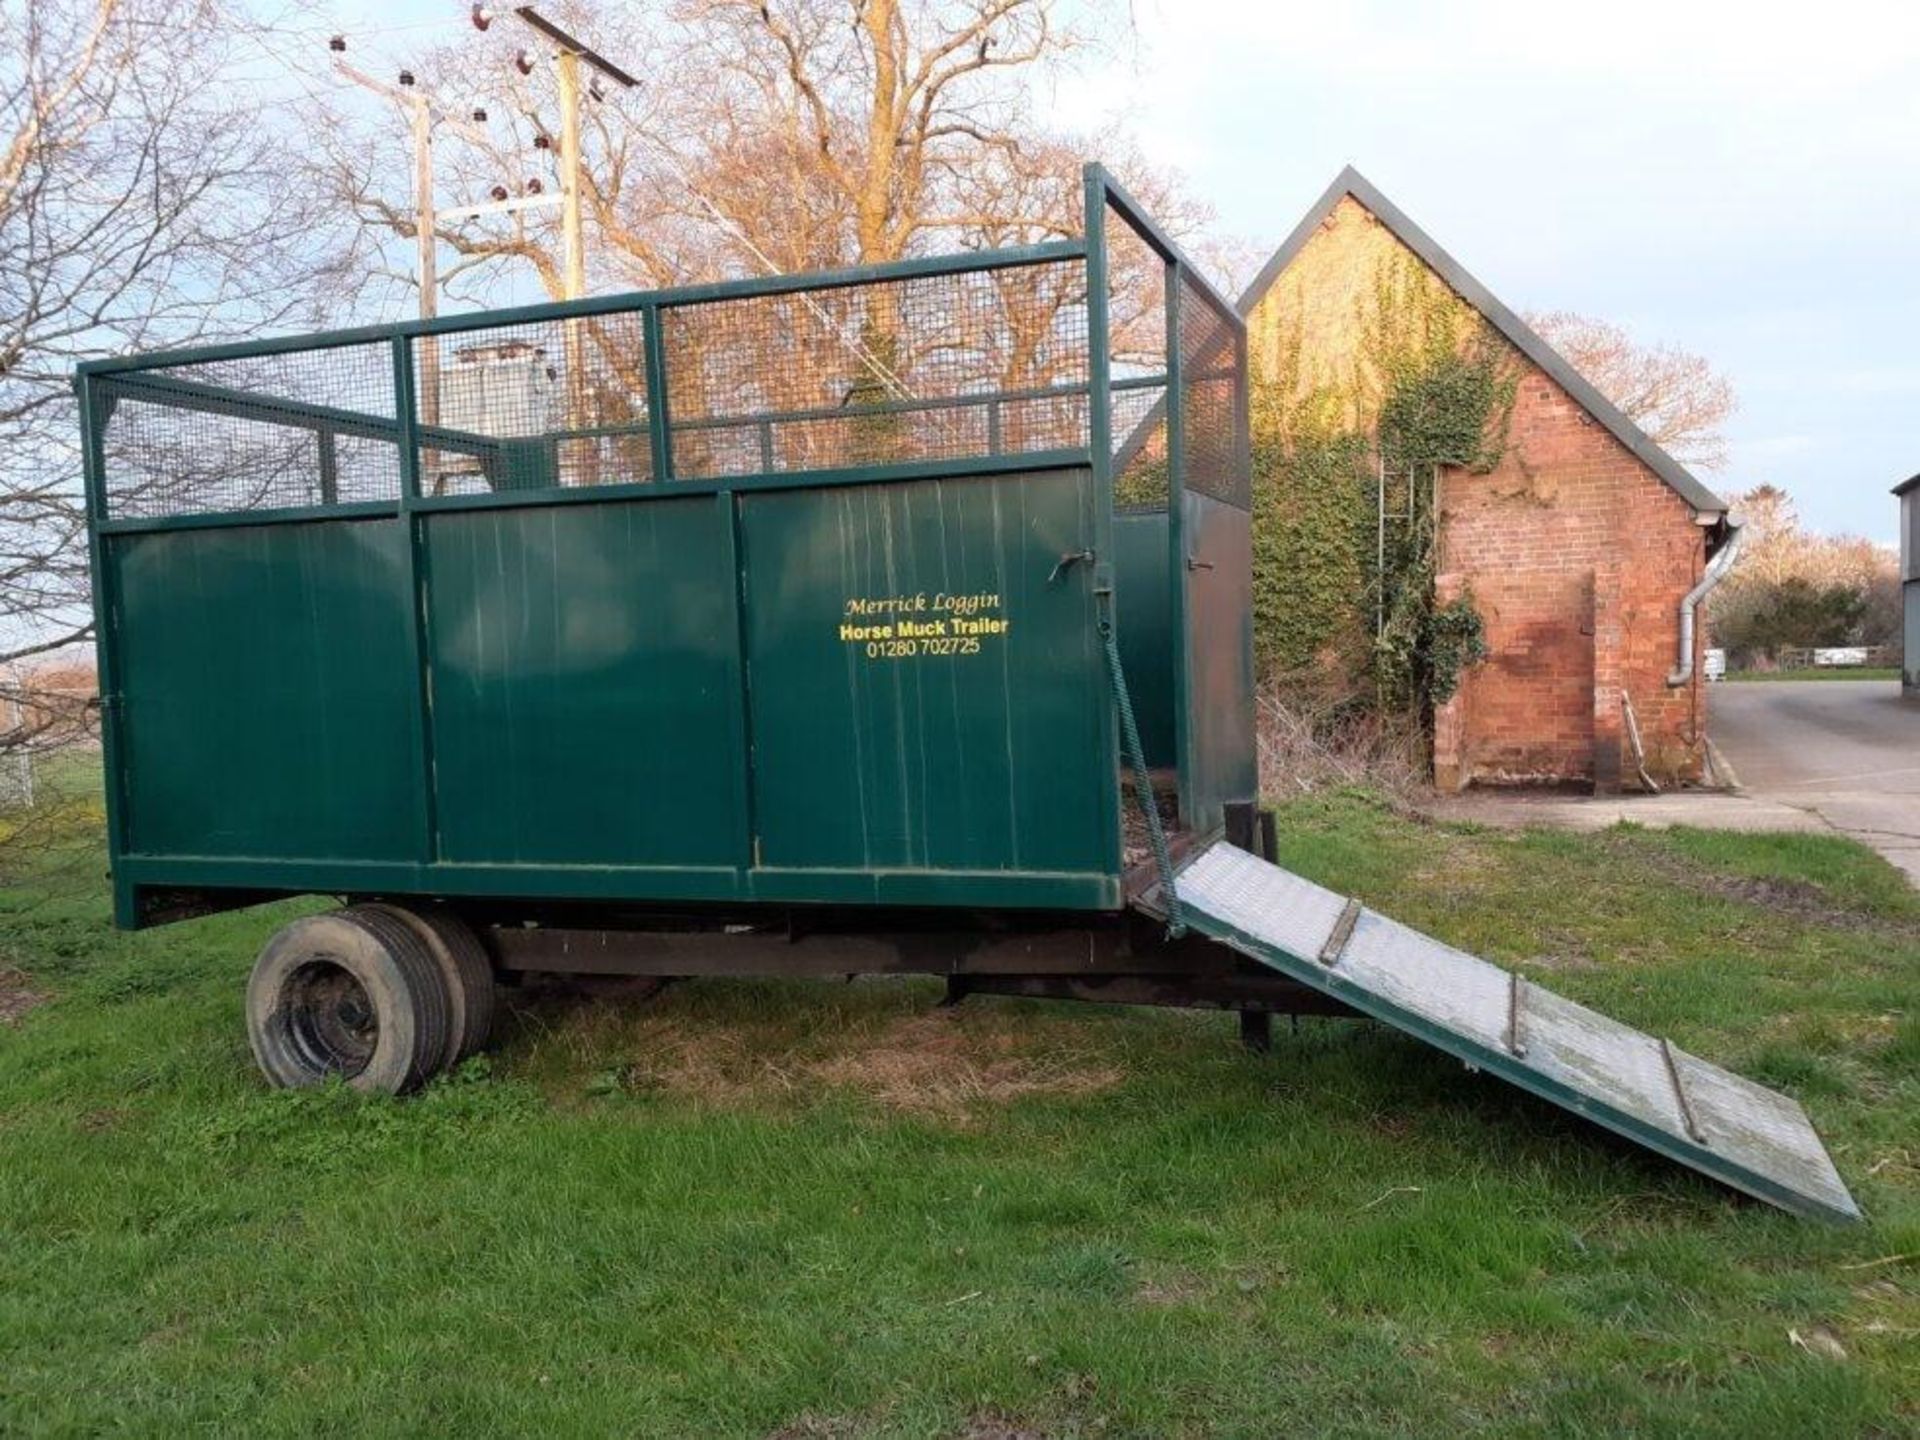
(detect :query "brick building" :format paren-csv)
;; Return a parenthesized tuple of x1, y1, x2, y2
(1242, 168, 1734, 791)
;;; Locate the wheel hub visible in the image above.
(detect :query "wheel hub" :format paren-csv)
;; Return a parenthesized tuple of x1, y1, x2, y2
(284, 959, 377, 1078)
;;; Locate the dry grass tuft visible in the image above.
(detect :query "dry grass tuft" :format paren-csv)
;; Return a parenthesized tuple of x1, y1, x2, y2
(809, 1012, 1123, 1122)
(765, 1414, 863, 1440)
(1256, 670, 1426, 801)
(1132, 1266, 1208, 1308)
(952, 1410, 1045, 1440)
(542, 994, 1127, 1124)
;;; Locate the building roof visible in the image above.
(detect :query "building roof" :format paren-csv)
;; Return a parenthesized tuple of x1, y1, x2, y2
(1892, 472, 1920, 497)
(1240, 166, 1728, 519)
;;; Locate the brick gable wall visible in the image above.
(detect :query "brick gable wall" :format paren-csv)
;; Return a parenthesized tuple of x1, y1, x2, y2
(1436, 368, 1708, 789)
(1247, 195, 1711, 791)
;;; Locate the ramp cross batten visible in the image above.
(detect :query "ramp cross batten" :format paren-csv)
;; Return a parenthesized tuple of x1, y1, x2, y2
(1158, 842, 1862, 1225)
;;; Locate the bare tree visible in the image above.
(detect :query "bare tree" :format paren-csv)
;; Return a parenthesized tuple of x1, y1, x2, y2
(317, 2, 1220, 307)
(1527, 310, 1736, 471)
(1708, 484, 1901, 663)
(1720, 484, 1802, 588)
(309, 1, 1223, 476)
(0, 0, 333, 756)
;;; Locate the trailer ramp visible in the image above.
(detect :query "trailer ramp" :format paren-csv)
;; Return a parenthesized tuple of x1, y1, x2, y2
(1157, 843, 1860, 1224)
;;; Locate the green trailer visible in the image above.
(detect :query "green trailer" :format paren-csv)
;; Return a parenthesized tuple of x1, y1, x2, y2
(77, 167, 1858, 1223)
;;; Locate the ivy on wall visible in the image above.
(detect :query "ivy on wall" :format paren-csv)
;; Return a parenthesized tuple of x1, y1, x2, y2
(1250, 390, 1369, 675)
(1250, 252, 1516, 726)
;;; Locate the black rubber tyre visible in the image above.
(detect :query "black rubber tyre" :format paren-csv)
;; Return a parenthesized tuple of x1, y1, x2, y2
(245, 909, 453, 1095)
(353, 903, 496, 1067)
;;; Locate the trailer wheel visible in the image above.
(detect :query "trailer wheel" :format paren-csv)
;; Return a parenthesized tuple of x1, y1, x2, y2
(353, 903, 496, 1067)
(245, 909, 452, 1095)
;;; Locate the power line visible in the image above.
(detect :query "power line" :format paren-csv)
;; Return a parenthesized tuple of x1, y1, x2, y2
(250, 14, 470, 44)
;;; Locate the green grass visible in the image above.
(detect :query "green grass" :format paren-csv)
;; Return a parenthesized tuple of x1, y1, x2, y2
(0, 779, 1915, 1437)
(1723, 667, 1902, 683)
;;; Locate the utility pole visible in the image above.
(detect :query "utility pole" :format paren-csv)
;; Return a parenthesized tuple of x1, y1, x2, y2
(412, 94, 438, 321)
(333, 60, 488, 442)
(509, 7, 637, 303)
(331, 14, 635, 475)
(333, 60, 486, 319)
(555, 46, 585, 304)
(508, 9, 637, 447)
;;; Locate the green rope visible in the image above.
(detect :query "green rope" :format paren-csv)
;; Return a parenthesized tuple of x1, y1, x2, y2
(1100, 618, 1184, 937)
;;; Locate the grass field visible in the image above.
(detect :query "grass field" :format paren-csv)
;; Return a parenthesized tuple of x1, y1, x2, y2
(0, 773, 1915, 1437)
(1722, 668, 1903, 683)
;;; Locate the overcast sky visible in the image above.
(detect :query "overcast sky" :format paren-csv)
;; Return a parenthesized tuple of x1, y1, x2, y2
(299, 0, 1919, 541)
(1051, 0, 1920, 541)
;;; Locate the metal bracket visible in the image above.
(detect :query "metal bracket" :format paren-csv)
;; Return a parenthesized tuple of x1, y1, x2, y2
(1319, 899, 1361, 967)
(1506, 971, 1529, 1058)
(1661, 1038, 1709, 1146)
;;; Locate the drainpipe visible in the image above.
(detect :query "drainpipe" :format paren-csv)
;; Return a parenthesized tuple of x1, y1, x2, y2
(1667, 515, 1745, 687)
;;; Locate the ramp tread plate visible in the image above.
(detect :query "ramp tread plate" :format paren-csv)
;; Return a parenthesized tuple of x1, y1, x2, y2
(1173, 843, 1861, 1224)
(1339, 909, 1510, 1052)
(1176, 843, 1348, 965)
(1670, 1044, 1860, 1222)
(1520, 984, 1689, 1137)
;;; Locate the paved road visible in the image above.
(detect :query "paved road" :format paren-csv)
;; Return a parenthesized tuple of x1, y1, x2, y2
(1711, 679, 1920, 882)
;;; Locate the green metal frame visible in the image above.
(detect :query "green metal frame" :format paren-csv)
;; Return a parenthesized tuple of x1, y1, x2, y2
(1085, 165, 1254, 844)
(79, 170, 1249, 929)
(77, 374, 131, 869)
(1082, 171, 1123, 882)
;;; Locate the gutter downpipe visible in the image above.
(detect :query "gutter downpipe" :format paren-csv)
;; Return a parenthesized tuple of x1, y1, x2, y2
(1667, 514, 1744, 687)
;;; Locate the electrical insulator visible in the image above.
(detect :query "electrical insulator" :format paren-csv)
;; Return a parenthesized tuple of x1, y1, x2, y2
(533, 134, 551, 150)
(490, 185, 509, 202)
(472, 107, 488, 123)
(328, 34, 345, 51)
(470, 5, 492, 30)
(515, 50, 534, 76)
(398, 69, 416, 87)
(526, 178, 543, 195)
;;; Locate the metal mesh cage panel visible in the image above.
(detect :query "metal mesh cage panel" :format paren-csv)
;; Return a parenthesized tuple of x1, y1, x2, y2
(1112, 383, 1169, 511)
(1105, 206, 1166, 379)
(661, 258, 1088, 479)
(1104, 202, 1171, 511)
(90, 252, 1117, 518)
(98, 341, 400, 519)
(414, 312, 649, 496)
(1177, 276, 1247, 509)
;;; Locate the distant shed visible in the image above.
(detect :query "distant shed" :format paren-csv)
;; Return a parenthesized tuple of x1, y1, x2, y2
(1897, 472, 1920, 697)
